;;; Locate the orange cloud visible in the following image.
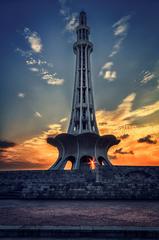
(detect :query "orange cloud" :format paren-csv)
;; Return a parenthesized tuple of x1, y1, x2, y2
(0, 123, 63, 170)
(96, 93, 159, 166)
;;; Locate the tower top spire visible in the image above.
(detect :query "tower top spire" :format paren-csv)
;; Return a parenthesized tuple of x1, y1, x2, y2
(79, 11, 87, 25)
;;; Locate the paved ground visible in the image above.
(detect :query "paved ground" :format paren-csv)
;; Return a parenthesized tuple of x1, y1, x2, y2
(0, 200, 159, 227)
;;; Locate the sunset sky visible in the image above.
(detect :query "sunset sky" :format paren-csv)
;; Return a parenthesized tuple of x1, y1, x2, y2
(0, 0, 159, 170)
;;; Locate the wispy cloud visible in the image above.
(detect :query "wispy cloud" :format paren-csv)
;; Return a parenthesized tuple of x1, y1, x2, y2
(41, 71, 64, 85)
(16, 48, 32, 58)
(114, 147, 134, 155)
(99, 61, 113, 75)
(110, 15, 131, 57)
(108, 155, 117, 160)
(24, 27, 42, 53)
(99, 61, 117, 81)
(138, 61, 159, 88)
(113, 15, 131, 37)
(16, 28, 64, 86)
(0, 140, 16, 148)
(102, 61, 114, 70)
(30, 67, 39, 72)
(59, 0, 78, 36)
(119, 134, 129, 139)
(109, 38, 123, 58)
(140, 71, 155, 84)
(26, 58, 49, 66)
(34, 111, 42, 118)
(17, 92, 25, 98)
(59, 117, 67, 123)
(65, 14, 78, 32)
(137, 135, 157, 144)
(104, 70, 117, 81)
(99, 15, 131, 81)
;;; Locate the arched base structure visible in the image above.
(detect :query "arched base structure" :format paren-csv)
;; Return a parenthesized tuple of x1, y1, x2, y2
(47, 133, 120, 170)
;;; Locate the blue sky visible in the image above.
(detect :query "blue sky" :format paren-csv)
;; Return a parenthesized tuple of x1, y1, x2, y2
(0, 0, 159, 169)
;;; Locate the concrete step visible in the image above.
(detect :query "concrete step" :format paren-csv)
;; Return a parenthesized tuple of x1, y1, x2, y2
(0, 226, 159, 238)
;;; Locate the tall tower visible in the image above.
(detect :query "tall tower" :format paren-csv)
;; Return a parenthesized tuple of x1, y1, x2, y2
(68, 11, 99, 135)
(47, 11, 120, 170)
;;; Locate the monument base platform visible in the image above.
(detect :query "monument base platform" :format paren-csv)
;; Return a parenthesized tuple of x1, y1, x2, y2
(47, 132, 120, 170)
(0, 166, 159, 199)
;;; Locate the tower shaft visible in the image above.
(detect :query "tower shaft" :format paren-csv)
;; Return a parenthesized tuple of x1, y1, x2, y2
(68, 11, 99, 135)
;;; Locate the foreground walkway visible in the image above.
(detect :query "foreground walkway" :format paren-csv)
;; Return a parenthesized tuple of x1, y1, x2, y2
(0, 200, 159, 227)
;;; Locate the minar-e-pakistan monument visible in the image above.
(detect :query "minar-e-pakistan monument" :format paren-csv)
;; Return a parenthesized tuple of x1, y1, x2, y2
(0, 7, 159, 236)
(47, 11, 120, 170)
(0, 12, 159, 207)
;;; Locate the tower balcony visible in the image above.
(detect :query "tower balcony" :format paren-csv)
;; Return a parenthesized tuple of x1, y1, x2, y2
(76, 25, 90, 33)
(73, 41, 93, 53)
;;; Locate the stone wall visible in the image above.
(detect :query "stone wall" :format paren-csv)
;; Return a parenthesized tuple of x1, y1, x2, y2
(0, 166, 159, 199)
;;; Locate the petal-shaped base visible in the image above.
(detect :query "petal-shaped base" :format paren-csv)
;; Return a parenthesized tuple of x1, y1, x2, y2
(47, 133, 120, 170)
